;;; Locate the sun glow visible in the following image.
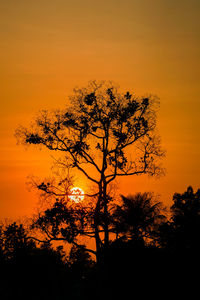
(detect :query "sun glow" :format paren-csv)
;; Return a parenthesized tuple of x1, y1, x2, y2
(68, 187, 85, 203)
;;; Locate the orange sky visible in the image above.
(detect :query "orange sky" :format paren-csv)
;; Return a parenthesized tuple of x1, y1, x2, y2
(0, 0, 200, 220)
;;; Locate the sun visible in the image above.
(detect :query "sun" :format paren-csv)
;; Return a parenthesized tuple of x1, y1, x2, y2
(68, 187, 84, 203)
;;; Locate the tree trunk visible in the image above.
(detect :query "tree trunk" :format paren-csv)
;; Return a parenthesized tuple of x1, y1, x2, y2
(103, 181, 109, 251)
(94, 185, 102, 264)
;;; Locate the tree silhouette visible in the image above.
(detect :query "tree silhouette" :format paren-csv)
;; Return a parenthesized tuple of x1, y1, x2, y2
(0, 222, 75, 299)
(31, 197, 97, 257)
(16, 80, 164, 262)
(112, 192, 166, 246)
(159, 186, 200, 252)
(1, 222, 36, 261)
(68, 244, 95, 281)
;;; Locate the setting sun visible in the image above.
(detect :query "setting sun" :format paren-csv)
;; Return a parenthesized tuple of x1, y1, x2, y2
(68, 187, 85, 203)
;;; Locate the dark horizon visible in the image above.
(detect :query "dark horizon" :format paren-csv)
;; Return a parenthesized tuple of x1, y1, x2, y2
(0, 185, 199, 299)
(1, 0, 200, 220)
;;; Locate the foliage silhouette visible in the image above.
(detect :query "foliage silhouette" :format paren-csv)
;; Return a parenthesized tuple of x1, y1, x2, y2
(16, 80, 164, 262)
(159, 186, 200, 252)
(1, 222, 35, 261)
(0, 222, 97, 299)
(112, 192, 166, 246)
(1, 187, 200, 299)
(31, 197, 97, 257)
(13, 80, 200, 298)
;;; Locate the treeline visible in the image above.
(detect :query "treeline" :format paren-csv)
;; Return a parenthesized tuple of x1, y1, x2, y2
(0, 186, 199, 299)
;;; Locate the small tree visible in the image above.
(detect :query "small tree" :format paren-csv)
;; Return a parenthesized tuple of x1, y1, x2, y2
(2, 222, 36, 261)
(112, 193, 166, 246)
(159, 186, 200, 251)
(16, 81, 164, 262)
(68, 244, 95, 280)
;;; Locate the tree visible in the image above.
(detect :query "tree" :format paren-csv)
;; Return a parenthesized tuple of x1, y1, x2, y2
(68, 244, 95, 280)
(158, 186, 200, 251)
(16, 80, 164, 262)
(2, 222, 36, 261)
(112, 193, 166, 247)
(31, 197, 97, 257)
(0, 222, 71, 300)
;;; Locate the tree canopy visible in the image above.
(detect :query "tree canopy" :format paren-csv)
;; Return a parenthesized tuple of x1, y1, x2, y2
(16, 80, 165, 262)
(17, 81, 164, 181)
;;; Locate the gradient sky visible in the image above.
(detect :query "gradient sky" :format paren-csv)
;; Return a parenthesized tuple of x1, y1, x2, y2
(0, 0, 200, 220)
